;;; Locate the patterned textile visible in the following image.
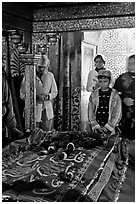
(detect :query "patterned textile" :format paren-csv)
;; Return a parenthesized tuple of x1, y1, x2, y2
(2, 129, 131, 202)
(96, 88, 111, 126)
(88, 88, 122, 133)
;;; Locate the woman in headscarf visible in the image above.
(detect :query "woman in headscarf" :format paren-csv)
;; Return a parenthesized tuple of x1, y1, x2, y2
(86, 54, 106, 92)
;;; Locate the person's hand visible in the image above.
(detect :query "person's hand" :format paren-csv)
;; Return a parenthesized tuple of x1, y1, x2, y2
(94, 127, 111, 139)
(36, 94, 45, 102)
(101, 127, 108, 134)
(123, 97, 134, 106)
(11, 127, 24, 140)
(93, 82, 100, 90)
(94, 128, 104, 135)
(43, 94, 50, 101)
(101, 127, 111, 136)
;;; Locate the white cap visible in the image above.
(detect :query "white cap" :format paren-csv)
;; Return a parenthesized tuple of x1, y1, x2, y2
(37, 55, 50, 67)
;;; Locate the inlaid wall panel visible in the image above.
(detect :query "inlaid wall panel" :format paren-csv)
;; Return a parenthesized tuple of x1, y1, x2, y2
(33, 2, 134, 21)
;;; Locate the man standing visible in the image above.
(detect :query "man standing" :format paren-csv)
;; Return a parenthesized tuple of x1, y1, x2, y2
(36, 55, 58, 131)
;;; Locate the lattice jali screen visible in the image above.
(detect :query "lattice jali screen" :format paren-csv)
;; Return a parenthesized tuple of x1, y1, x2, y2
(98, 28, 135, 79)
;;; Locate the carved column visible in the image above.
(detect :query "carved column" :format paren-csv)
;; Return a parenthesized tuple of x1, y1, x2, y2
(62, 33, 71, 131)
(20, 54, 36, 131)
(61, 32, 82, 131)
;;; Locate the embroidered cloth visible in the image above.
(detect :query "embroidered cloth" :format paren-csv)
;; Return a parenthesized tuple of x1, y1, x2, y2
(2, 130, 133, 202)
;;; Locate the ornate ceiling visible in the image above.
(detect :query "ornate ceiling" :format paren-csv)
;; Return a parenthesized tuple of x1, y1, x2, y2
(21, 2, 88, 10)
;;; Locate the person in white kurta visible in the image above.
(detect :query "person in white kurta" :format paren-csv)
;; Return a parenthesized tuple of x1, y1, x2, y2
(20, 55, 58, 131)
(36, 55, 58, 131)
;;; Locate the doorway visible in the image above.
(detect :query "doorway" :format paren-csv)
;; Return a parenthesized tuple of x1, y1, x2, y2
(81, 28, 135, 131)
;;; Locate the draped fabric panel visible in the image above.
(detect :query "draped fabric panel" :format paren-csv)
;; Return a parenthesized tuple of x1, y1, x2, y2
(2, 38, 35, 132)
(2, 129, 133, 202)
(10, 47, 25, 77)
(10, 50, 36, 131)
(2, 37, 25, 132)
(10, 47, 25, 132)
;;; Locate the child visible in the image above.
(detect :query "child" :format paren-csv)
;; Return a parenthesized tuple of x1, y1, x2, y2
(88, 70, 122, 136)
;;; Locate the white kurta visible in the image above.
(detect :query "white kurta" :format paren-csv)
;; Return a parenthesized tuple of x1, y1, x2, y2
(35, 77, 44, 122)
(41, 71, 58, 120)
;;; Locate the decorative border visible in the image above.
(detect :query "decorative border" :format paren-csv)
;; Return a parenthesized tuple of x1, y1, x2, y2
(33, 16, 135, 33)
(71, 87, 81, 131)
(88, 153, 116, 201)
(33, 2, 134, 21)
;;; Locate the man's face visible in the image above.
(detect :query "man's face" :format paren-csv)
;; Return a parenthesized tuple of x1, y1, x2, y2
(128, 57, 135, 73)
(37, 66, 46, 74)
(98, 77, 110, 90)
